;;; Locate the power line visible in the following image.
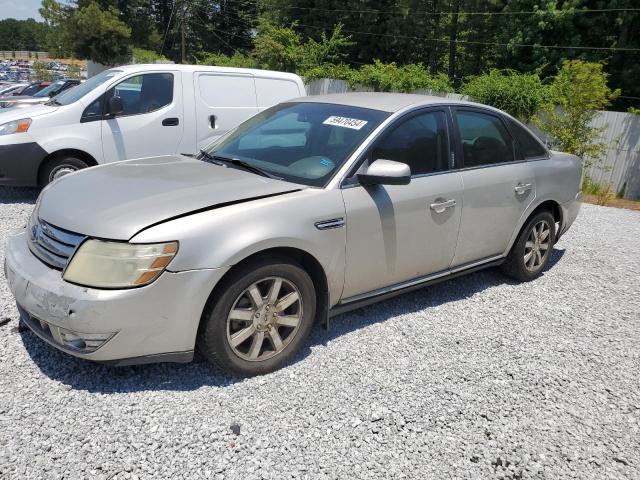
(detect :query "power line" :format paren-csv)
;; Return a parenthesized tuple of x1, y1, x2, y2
(233, 0, 640, 17)
(295, 22, 640, 53)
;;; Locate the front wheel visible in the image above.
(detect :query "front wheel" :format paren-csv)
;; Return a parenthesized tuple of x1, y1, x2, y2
(197, 257, 316, 376)
(501, 211, 556, 282)
(38, 156, 89, 186)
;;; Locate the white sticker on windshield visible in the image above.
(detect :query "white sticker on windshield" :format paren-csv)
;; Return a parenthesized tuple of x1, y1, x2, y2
(323, 116, 368, 130)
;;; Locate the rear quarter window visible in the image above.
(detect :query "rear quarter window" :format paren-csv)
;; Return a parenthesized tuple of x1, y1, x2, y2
(509, 120, 548, 159)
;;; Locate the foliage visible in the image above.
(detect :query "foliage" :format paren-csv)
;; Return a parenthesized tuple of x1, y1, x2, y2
(302, 63, 356, 83)
(66, 63, 82, 79)
(252, 20, 352, 76)
(132, 48, 169, 64)
(67, 2, 131, 65)
(629, 107, 640, 115)
(461, 70, 549, 121)
(199, 52, 258, 69)
(582, 176, 614, 206)
(32, 61, 52, 81)
(0, 18, 48, 51)
(351, 60, 453, 93)
(534, 60, 620, 161)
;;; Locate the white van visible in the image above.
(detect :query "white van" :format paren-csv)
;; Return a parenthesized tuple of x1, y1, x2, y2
(0, 64, 305, 186)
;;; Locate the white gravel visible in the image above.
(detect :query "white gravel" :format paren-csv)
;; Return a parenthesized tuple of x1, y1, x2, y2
(0, 187, 639, 480)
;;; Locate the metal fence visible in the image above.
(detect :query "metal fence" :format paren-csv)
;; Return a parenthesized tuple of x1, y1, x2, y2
(306, 78, 640, 200)
(0, 51, 50, 60)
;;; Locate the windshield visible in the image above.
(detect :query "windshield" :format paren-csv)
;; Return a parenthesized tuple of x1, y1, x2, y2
(205, 102, 389, 187)
(34, 80, 65, 97)
(52, 69, 122, 106)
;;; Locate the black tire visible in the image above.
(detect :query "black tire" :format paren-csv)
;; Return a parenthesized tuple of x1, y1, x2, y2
(500, 210, 556, 282)
(197, 256, 316, 376)
(38, 156, 89, 186)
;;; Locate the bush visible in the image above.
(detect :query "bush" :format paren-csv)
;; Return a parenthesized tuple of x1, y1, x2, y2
(351, 60, 453, 93)
(132, 48, 168, 64)
(302, 63, 356, 83)
(199, 52, 258, 69)
(32, 61, 52, 81)
(461, 70, 548, 121)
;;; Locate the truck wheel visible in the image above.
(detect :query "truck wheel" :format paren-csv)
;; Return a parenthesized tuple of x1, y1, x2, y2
(501, 210, 556, 282)
(197, 257, 316, 376)
(39, 156, 89, 186)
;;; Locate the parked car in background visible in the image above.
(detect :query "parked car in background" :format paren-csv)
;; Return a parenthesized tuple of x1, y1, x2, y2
(3, 93, 583, 376)
(4, 81, 51, 98)
(0, 83, 28, 96)
(0, 64, 305, 186)
(0, 79, 81, 109)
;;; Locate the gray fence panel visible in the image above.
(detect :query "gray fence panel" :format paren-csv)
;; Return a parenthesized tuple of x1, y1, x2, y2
(306, 78, 640, 200)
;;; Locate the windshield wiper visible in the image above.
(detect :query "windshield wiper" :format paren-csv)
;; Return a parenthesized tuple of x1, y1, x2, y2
(200, 151, 282, 180)
(46, 99, 62, 106)
(199, 149, 223, 165)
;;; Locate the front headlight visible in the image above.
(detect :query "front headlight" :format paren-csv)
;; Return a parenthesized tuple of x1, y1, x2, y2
(63, 240, 178, 288)
(0, 118, 31, 135)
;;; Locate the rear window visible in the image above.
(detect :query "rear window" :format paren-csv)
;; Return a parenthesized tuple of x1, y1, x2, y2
(509, 120, 547, 158)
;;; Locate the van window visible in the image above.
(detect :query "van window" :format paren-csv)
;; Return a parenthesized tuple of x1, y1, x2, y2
(198, 74, 257, 108)
(455, 110, 515, 167)
(255, 77, 301, 107)
(107, 73, 174, 115)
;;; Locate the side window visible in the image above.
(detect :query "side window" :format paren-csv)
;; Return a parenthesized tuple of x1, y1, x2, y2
(106, 73, 173, 116)
(455, 110, 515, 167)
(509, 120, 547, 159)
(81, 97, 103, 121)
(372, 110, 449, 176)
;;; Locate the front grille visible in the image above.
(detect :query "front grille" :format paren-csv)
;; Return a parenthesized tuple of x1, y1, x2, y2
(28, 218, 86, 270)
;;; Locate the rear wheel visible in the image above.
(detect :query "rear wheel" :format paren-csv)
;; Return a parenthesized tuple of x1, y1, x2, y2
(501, 211, 556, 282)
(197, 257, 316, 376)
(39, 156, 89, 186)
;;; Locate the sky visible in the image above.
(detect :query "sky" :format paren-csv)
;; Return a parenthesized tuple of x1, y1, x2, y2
(0, 0, 43, 21)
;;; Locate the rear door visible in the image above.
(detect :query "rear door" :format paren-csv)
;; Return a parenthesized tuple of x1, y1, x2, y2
(450, 108, 536, 267)
(101, 71, 184, 162)
(194, 72, 259, 150)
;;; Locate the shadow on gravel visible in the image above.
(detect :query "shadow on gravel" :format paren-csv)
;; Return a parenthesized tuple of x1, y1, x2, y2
(18, 248, 565, 393)
(0, 187, 39, 204)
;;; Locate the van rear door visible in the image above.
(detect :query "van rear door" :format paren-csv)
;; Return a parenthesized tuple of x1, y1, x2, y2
(194, 72, 259, 150)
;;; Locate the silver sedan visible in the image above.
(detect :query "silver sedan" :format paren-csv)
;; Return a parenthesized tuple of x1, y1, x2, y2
(4, 93, 582, 376)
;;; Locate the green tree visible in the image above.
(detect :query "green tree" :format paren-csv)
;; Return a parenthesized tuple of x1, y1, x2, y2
(68, 2, 131, 65)
(535, 60, 619, 160)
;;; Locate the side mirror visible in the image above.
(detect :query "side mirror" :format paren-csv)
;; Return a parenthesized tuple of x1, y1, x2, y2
(357, 159, 411, 186)
(107, 95, 124, 116)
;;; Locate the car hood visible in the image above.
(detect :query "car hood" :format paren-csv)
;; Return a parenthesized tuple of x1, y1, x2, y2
(38, 155, 304, 240)
(0, 96, 46, 107)
(0, 102, 58, 120)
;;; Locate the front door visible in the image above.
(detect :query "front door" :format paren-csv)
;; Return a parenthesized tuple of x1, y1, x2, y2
(450, 108, 536, 267)
(341, 109, 463, 299)
(101, 71, 184, 163)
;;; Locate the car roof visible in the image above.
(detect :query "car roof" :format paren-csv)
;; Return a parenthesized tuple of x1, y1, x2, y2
(290, 92, 481, 113)
(114, 63, 303, 82)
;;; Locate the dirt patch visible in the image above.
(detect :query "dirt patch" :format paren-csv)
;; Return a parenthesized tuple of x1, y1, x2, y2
(582, 194, 640, 211)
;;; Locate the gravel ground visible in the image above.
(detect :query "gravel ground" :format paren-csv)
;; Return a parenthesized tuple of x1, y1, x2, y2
(0, 187, 638, 480)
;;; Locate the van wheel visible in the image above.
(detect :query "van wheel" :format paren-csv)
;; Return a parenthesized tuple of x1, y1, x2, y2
(39, 156, 89, 186)
(501, 211, 556, 282)
(197, 257, 316, 376)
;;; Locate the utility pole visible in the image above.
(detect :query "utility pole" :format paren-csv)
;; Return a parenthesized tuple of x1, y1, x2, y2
(448, 0, 460, 85)
(180, 0, 188, 64)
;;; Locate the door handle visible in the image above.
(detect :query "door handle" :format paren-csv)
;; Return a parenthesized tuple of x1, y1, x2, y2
(429, 199, 457, 213)
(209, 115, 217, 129)
(162, 117, 179, 126)
(514, 183, 533, 195)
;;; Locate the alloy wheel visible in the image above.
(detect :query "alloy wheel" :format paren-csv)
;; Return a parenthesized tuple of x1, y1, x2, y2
(524, 220, 551, 272)
(49, 165, 78, 182)
(226, 276, 303, 362)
